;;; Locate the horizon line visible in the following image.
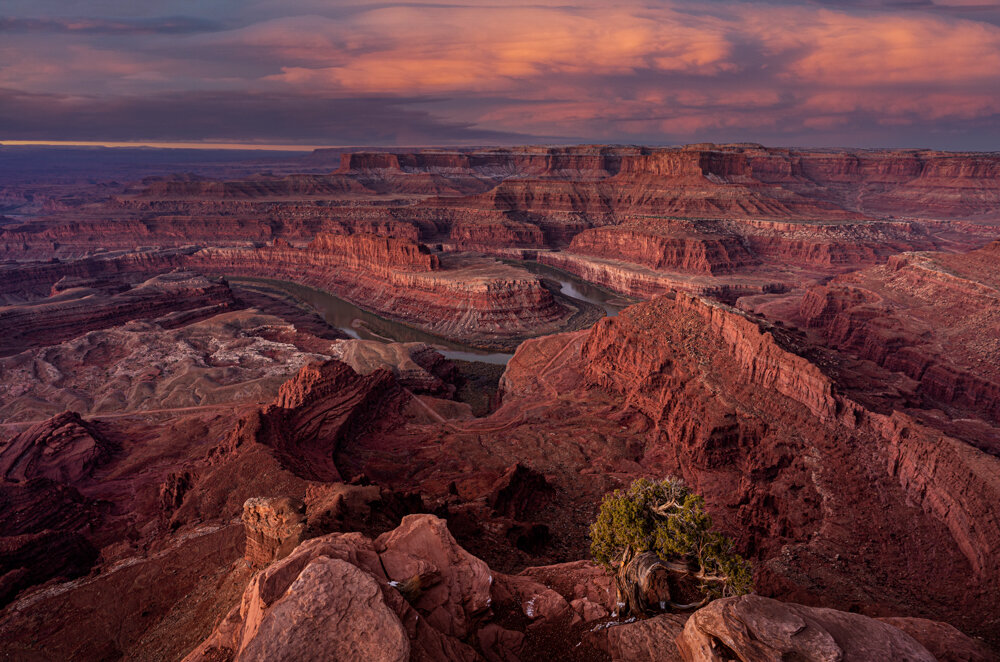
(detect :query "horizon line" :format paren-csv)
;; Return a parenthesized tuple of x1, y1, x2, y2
(4, 139, 993, 154)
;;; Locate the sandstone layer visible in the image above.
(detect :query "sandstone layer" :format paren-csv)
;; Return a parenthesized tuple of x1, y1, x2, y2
(185, 234, 577, 347)
(0, 271, 236, 356)
(798, 240, 1000, 435)
(0, 233, 585, 350)
(0, 308, 340, 422)
(5, 145, 999, 267)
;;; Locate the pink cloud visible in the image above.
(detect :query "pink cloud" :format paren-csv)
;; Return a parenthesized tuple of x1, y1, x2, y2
(778, 10, 1000, 84)
(3, 0, 1000, 145)
(235, 1, 1000, 137)
(255, 6, 736, 94)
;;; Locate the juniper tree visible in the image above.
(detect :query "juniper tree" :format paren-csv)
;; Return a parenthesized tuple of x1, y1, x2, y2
(590, 477, 753, 617)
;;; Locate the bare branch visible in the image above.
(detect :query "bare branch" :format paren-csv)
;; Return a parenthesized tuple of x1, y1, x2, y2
(670, 597, 710, 611)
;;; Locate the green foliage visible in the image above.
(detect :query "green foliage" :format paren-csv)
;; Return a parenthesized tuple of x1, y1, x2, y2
(589, 477, 688, 566)
(395, 574, 423, 603)
(590, 477, 753, 598)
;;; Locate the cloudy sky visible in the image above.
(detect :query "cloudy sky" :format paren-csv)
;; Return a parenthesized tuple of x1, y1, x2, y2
(2, 0, 1000, 148)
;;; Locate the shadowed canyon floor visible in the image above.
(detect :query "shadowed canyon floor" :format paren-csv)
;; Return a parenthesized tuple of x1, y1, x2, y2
(1, 144, 999, 661)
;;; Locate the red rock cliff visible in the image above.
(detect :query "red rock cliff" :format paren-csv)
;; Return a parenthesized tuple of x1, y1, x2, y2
(568, 223, 760, 275)
(799, 240, 1000, 425)
(307, 232, 440, 271)
(187, 234, 573, 347)
(581, 294, 1000, 625)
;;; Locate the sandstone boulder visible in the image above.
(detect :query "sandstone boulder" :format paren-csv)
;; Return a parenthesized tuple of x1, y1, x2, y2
(375, 514, 493, 638)
(877, 617, 997, 662)
(675, 595, 937, 662)
(239, 557, 408, 662)
(380, 587, 483, 662)
(570, 597, 609, 623)
(186, 515, 498, 662)
(492, 573, 574, 629)
(518, 560, 615, 612)
(587, 613, 689, 662)
(184, 531, 387, 662)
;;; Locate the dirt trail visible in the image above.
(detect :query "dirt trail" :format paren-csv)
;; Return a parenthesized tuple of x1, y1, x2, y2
(0, 402, 252, 430)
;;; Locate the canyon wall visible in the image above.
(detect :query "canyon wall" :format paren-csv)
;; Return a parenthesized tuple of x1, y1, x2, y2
(799, 241, 1000, 427)
(7, 145, 1000, 265)
(0, 212, 423, 260)
(0, 250, 190, 301)
(0, 233, 579, 349)
(538, 251, 785, 300)
(581, 293, 1000, 606)
(538, 215, 961, 301)
(187, 234, 574, 346)
(0, 271, 236, 356)
(567, 223, 760, 275)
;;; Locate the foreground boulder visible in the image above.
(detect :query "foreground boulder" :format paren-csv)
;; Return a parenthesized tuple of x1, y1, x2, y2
(374, 513, 493, 639)
(239, 557, 408, 662)
(186, 513, 997, 662)
(185, 512, 620, 662)
(876, 617, 997, 662)
(675, 594, 937, 662)
(184, 514, 490, 662)
(587, 613, 689, 661)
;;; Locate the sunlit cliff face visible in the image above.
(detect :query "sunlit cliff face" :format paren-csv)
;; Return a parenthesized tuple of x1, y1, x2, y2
(2, 0, 1000, 148)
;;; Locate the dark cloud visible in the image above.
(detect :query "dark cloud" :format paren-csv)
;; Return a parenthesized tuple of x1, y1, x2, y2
(647, 116, 1000, 152)
(756, 0, 1000, 24)
(0, 16, 223, 35)
(0, 88, 537, 146)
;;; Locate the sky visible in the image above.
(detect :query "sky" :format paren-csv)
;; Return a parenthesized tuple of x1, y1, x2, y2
(2, 0, 1000, 149)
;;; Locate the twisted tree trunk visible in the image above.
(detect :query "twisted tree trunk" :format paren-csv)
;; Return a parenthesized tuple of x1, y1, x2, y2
(615, 551, 672, 618)
(614, 551, 712, 618)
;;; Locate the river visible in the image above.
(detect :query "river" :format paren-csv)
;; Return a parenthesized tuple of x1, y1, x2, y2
(503, 259, 632, 317)
(229, 262, 630, 366)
